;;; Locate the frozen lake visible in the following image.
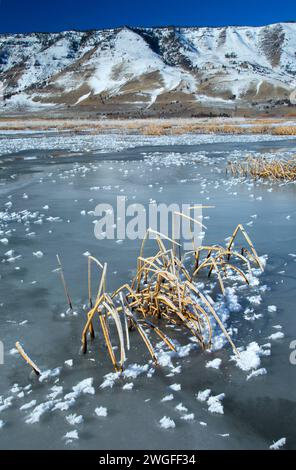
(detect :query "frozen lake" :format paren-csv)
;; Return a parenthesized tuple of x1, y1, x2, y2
(0, 132, 296, 449)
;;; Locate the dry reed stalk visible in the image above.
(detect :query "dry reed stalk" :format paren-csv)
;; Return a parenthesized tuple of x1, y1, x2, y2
(15, 341, 41, 376)
(56, 254, 73, 312)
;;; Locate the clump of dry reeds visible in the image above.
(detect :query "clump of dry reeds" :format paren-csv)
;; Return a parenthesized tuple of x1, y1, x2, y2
(271, 126, 296, 136)
(228, 155, 296, 181)
(80, 221, 263, 372)
(16, 221, 262, 375)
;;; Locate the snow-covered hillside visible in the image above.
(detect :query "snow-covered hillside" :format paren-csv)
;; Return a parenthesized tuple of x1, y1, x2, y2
(0, 23, 295, 116)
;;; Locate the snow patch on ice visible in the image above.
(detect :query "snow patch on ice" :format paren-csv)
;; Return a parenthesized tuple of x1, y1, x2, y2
(159, 416, 176, 429)
(206, 358, 222, 369)
(161, 394, 174, 402)
(270, 437, 286, 450)
(268, 332, 284, 340)
(196, 389, 211, 402)
(230, 342, 270, 372)
(95, 406, 107, 417)
(207, 393, 225, 414)
(66, 414, 83, 425)
(246, 368, 267, 381)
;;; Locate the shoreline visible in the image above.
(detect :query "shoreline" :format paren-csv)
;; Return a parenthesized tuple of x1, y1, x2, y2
(0, 116, 296, 136)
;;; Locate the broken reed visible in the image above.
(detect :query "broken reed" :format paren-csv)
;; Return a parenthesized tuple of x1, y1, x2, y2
(81, 223, 263, 372)
(228, 155, 296, 181)
(15, 341, 41, 376)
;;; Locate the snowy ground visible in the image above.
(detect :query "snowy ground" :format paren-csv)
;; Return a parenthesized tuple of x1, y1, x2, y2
(0, 129, 295, 157)
(1, 23, 296, 113)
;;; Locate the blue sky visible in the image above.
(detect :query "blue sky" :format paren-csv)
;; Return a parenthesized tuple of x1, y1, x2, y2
(0, 0, 295, 33)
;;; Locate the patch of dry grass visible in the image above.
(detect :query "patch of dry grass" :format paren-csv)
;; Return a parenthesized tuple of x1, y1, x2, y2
(140, 122, 296, 136)
(271, 126, 296, 136)
(1, 117, 296, 136)
(228, 155, 296, 180)
(141, 124, 168, 135)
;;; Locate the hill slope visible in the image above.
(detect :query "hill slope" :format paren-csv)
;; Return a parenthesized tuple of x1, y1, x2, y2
(0, 23, 296, 117)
